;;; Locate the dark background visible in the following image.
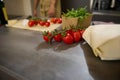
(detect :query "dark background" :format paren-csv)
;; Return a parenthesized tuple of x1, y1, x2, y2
(61, 0, 91, 13)
(61, 0, 120, 23)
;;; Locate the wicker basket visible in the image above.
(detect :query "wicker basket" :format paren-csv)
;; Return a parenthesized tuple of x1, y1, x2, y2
(62, 14, 92, 29)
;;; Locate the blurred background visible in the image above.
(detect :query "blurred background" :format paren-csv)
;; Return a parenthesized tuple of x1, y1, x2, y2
(4, 0, 120, 23)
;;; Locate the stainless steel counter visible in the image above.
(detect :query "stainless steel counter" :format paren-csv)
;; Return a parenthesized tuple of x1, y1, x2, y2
(0, 26, 120, 80)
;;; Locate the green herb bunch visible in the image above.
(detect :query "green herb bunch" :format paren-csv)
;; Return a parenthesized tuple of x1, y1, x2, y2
(63, 7, 90, 20)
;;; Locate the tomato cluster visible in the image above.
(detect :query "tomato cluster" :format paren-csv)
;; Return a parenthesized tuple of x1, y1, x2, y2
(61, 29, 84, 44)
(50, 18, 62, 24)
(42, 28, 85, 44)
(28, 17, 62, 28)
(38, 21, 50, 27)
(28, 19, 50, 27)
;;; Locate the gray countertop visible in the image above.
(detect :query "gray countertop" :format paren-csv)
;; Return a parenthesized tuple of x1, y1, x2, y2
(0, 26, 120, 80)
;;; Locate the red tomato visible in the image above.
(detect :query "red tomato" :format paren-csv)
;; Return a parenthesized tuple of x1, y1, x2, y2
(43, 32, 53, 43)
(45, 22, 50, 27)
(28, 20, 35, 27)
(79, 30, 85, 39)
(34, 20, 38, 25)
(66, 29, 74, 36)
(57, 18, 62, 24)
(51, 18, 58, 24)
(53, 33, 62, 42)
(73, 31, 82, 42)
(43, 36, 49, 42)
(62, 33, 74, 44)
(80, 30, 85, 36)
(39, 21, 45, 26)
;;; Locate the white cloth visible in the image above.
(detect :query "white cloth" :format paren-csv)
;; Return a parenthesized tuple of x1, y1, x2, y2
(6, 19, 62, 32)
(83, 24, 120, 60)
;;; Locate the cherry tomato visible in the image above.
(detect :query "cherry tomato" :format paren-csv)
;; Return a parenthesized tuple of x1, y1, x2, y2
(79, 29, 85, 40)
(51, 18, 58, 24)
(28, 20, 35, 27)
(43, 32, 53, 43)
(43, 36, 49, 42)
(57, 18, 62, 24)
(73, 31, 82, 42)
(62, 33, 74, 44)
(45, 22, 50, 27)
(66, 29, 73, 36)
(53, 33, 62, 42)
(39, 21, 45, 26)
(80, 30, 85, 36)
